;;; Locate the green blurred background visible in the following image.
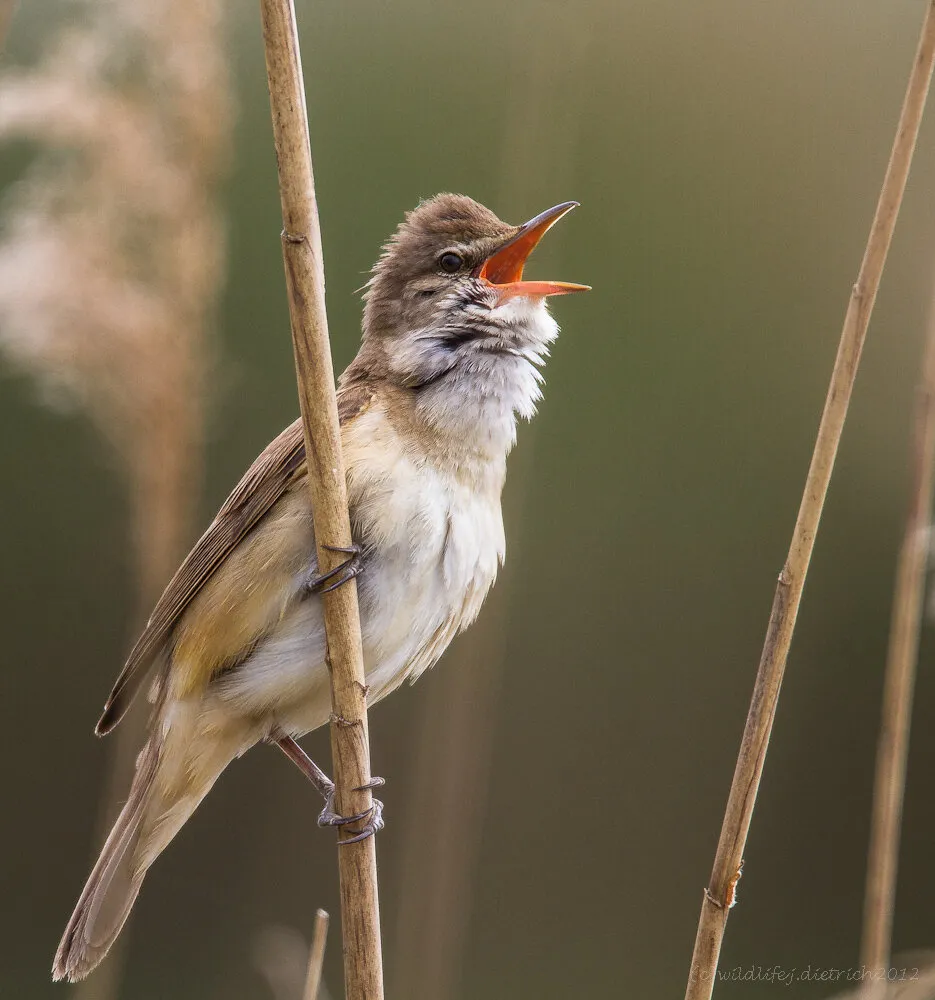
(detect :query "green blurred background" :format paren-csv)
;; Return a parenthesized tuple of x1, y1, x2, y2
(4, 1, 935, 997)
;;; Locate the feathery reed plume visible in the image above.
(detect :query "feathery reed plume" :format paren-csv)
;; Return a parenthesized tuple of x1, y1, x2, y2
(684, 5, 935, 998)
(0, 0, 230, 991)
(0, 0, 230, 593)
(859, 266, 935, 997)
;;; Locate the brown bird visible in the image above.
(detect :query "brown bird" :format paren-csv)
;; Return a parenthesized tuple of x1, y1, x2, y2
(53, 193, 588, 982)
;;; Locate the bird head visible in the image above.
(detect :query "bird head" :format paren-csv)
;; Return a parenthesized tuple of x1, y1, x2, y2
(358, 194, 589, 392)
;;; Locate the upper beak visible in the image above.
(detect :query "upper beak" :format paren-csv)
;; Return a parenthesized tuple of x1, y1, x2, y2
(476, 201, 591, 301)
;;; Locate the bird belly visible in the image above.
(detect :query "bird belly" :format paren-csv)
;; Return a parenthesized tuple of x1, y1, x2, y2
(206, 443, 504, 739)
(355, 455, 504, 702)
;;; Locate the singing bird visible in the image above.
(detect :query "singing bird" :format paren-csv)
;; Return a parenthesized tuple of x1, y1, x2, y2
(53, 194, 588, 982)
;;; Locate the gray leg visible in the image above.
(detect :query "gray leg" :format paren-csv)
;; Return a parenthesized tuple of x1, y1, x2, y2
(274, 735, 384, 844)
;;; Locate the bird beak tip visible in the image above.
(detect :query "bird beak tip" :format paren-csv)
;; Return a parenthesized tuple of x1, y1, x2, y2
(479, 201, 587, 297)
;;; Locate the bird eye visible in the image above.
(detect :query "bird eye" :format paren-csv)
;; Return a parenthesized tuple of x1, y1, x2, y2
(439, 252, 463, 274)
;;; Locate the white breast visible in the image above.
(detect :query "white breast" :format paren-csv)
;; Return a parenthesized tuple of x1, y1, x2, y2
(214, 402, 505, 736)
(349, 406, 505, 702)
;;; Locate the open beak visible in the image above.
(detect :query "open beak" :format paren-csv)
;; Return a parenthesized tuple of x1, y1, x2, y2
(476, 201, 591, 301)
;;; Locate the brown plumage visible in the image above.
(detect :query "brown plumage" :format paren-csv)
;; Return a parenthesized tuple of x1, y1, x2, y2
(97, 382, 375, 733)
(53, 194, 587, 982)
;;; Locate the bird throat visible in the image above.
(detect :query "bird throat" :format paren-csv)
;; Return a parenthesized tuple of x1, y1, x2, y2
(408, 299, 557, 480)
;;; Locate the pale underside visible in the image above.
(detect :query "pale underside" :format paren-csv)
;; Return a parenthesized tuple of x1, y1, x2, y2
(200, 400, 504, 729)
(147, 394, 507, 865)
(144, 295, 559, 863)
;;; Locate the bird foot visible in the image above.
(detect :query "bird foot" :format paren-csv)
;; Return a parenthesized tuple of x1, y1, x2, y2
(319, 777, 385, 845)
(305, 544, 362, 595)
(275, 736, 384, 843)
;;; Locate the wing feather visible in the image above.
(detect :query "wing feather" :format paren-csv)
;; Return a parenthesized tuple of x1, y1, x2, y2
(95, 381, 376, 736)
(95, 419, 307, 734)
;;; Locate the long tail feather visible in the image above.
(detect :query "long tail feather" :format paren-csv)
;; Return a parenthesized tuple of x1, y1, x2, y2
(53, 701, 245, 983)
(52, 728, 163, 983)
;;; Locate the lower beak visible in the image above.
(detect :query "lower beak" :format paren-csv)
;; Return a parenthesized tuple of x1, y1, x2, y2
(477, 201, 591, 301)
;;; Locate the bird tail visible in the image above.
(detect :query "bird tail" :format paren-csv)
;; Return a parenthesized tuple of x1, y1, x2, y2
(52, 701, 243, 983)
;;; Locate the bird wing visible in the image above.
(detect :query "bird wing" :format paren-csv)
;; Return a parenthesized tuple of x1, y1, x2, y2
(95, 418, 308, 734)
(96, 381, 376, 735)
(95, 383, 376, 735)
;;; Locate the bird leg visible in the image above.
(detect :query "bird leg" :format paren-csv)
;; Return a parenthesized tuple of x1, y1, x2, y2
(274, 734, 384, 844)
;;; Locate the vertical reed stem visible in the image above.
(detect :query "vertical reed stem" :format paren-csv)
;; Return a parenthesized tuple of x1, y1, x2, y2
(684, 6, 935, 998)
(303, 909, 330, 1000)
(258, 2, 384, 997)
(860, 273, 935, 994)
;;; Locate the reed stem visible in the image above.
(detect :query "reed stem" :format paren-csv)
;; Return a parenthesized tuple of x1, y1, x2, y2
(859, 268, 935, 995)
(684, 5, 935, 997)
(258, 2, 384, 997)
(303, 909, 330, 1000)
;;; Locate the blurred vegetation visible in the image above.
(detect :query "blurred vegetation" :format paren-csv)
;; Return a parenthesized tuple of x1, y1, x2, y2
(3, 2, 935, 998)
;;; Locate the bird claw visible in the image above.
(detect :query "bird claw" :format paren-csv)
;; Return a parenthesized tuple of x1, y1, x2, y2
(305, 544, 362, 595)
(317, 775, 386, 845)
(338, 797, 384, 846)
(317, 796, 371, 829)
(275, 736, 384, 844)
(355, 776, 385, 792)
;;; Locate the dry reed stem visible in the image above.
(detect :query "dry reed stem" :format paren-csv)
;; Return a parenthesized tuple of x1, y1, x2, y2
(258, 2, 384, 998)
(303, 909, 330, 1000)
(859, 271, 935, 993)
(684, 6, 935, 998)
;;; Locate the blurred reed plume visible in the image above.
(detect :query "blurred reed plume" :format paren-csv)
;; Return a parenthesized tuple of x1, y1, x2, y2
(0, 0, 231, 993)
(0, 0, 230, 599)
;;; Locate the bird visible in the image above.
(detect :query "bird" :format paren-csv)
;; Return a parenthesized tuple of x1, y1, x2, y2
(52, 193, 589, 982)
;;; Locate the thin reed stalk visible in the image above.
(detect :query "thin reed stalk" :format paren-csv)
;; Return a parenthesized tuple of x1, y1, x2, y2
(303, 909, 330, 1000)
(859, 270, 935, 994)
(684, 6, 935, 998)
(258, 2, 384, 998)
